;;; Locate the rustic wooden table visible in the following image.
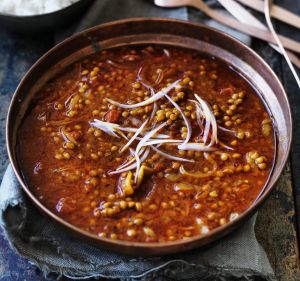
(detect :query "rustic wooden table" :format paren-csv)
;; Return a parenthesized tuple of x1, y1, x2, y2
(0, 0, 299, 280)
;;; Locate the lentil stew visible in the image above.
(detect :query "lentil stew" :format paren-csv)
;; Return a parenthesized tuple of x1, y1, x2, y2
(18, 45, 275, 242)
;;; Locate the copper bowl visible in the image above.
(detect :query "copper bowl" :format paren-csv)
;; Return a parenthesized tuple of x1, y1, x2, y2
(6, 18, 292, 256)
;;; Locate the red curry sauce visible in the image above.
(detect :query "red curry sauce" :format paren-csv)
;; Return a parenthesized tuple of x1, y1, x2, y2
(18, 46, 275, 242)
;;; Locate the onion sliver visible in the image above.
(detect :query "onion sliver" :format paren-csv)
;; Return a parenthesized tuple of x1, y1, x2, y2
(90, 119, 169, 139)
(139, 80, 158, 122)
(149, 88, 158, 122)
(89, 119, 120, 138)
(135, 122, 167, 157)
(194, 96, 211, 144)
(218, 125, 237, 134)
(194, 94, 218, 145)
(178, 143, 216, 151)
(151, 145, 194, 162)
(106, 59, 128, 70)
(118, 127, 169, 138)
(163, 48, 171, 58)
(195, 105, 204, 132)
(106, 79, 180, 109)
(154, 69, 164, 85)
(115, 130, 129, 140)
(174, 183, 194, 191)
(136, 134, 170, 140)
(188, 99, 204, 133)
(165, 94, 192, 146)
(109, 148, 150, 175)
(65, 93, 75, 108)
(134, 122, 167, 182)
(208, 109, 218, 145)
(144, 139, 182, 146)
(120, 118, 149, 153)
(116, 148, 145, 171)
(180, 161, 217, 178)
(218, 140, 234, 151)
(60, 127, 70, 143)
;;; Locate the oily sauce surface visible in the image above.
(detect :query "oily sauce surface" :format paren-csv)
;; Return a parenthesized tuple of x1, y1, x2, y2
(18, 46, 275, 242)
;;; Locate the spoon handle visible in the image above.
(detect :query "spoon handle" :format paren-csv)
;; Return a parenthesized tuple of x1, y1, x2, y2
(191, 0, 300, 53)
(217, 0, 300, 69)
(237, 0, 300, 29)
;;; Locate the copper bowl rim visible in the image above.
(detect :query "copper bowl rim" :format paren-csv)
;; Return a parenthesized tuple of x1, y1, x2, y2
(6, 17, 292, 254)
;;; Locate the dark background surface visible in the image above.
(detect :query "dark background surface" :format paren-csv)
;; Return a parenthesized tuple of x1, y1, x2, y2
(0, 0, 300, 280)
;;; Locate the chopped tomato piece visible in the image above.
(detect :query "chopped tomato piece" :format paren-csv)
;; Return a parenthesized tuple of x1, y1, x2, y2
(105, 110, 120, 123)
(154, 162, 165, 171)
(220, 87, 233, 95)
(56, 197, 76, 214)
(69, 130, 82, 141)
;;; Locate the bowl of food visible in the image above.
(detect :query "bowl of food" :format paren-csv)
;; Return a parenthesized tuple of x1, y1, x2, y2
(6, 18, 291, 256)
(0, 0, 94, 33)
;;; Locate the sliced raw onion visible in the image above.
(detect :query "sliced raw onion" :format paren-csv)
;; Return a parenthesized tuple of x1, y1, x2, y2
(189, 99, 204, 118)
(188, 99, 204, 131)
(163, 49, 171, 58)
(60, 127, 70, 143)
(178, 143, 217, 151)
(89, 119, 120, 138)
(136, 72, 158, 122)
(134, 122, 167, 182)
(180, 159, 217, 178)
(144, 139, 182, 146)
(165, 94, 192, 146)
(194, 94, 218, 145)
(115, 127, 138, 133)
(130, 132, 170, 139)
(138, 80, 158, 122)
(117, 127, 170, 138)
(115, 129, 129, 140)
(134, 150, 141, 183)
(135, 122, 168, 154)
(209, 114, 218, 146)
(174, 183, 194, 191)
(195, 105, 204, 132)
(137, 67, 143, 82)
(154, 69, 164, 85)
(47, 119, 73, 126)
(135, 73, 159, 121)
(153, 133, 170, 139)
(106, 59, 128, 69)
(120, 118, 149, 153)
(218, 140, 234, 151)
(218, 125, 238, 135)
(149, 88, 158, 122)
(151, 145, 194, 162)
(106, 79, 180, 109)
(194, 96, 210, 144)
(67, 94, 80, 110)
(108, 148, 150, 175)
(91, 119, 170, 140)
(65, 93, 75, 108)
(117, 148, 145, 171)
(60, 127, 78, 145)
